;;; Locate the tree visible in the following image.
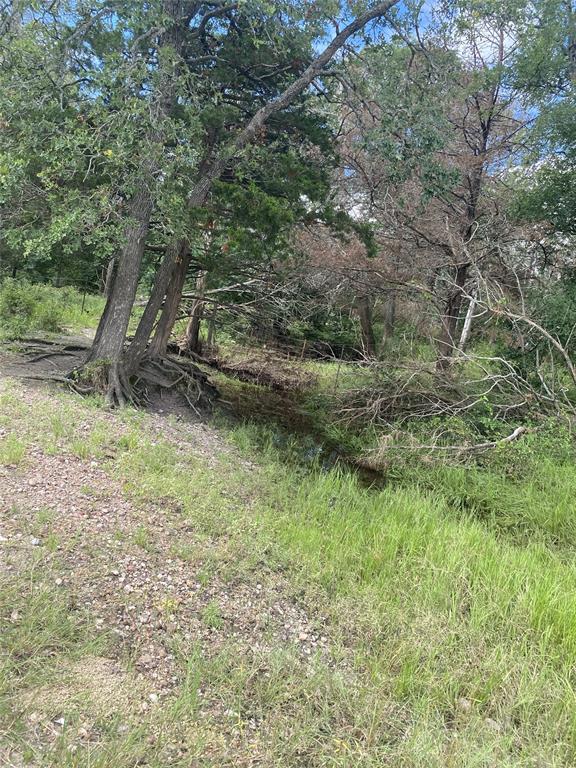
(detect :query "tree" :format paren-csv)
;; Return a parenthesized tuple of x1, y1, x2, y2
(3, 0, 395, 403)
(120, 1, 402, 398)
(512, 0, 576, 237)
(334, 2, 529, 368)
(1, 1, 401, 404)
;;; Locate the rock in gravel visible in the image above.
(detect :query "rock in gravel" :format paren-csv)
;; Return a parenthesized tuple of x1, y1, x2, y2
(484, 717, 502, 733)
(457, 697, 472, 713)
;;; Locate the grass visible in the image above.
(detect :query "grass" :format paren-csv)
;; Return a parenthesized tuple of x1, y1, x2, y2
(0, 433, 26, 465)
(223, 421, 576, 765)
(0, 279, 106, 339)
(202, 601, 224, 630)
(0, 279, 145, 340)
(132, 524, 154, 552)
(3, 379, 576, 764)
(0, 560, 109, 739)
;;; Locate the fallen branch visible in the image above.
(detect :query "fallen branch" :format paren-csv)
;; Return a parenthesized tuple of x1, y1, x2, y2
(371, 425, 530, 456)
(437, 425, 528, 453)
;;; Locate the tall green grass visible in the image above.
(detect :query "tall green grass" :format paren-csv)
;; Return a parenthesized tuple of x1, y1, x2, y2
(390, 421, 576, 551)
(224, 420, 576, 764)
(0, 278, 105, 338)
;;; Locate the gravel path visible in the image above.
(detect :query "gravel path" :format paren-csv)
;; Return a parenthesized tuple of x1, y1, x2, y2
(0, 374, 330, 762)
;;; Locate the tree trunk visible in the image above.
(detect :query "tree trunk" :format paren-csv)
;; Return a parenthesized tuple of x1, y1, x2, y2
(103, 257, 116, 298)
(184, 271, 207, 353)
(146, 246, 191, 359)
(380, 292, 396, 352)
(356, 296, 376, 359)
(456, 289, 477, 355)
(436, 263, 469, 370)
(86, 188, 154, 365)
(206, 302, 218, 347)
(83, 1, 190, 399)
(124, 238, 188, 367)
(124, 181, 210, 370)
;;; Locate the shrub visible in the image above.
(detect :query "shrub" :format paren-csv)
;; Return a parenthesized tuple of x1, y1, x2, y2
(0, 279, 105, 338)
(0, 278, 65, 337)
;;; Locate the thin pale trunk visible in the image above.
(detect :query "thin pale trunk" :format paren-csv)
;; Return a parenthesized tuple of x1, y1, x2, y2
(380, 292, 396, 351)
(456, 290, 476, 355)
(184, 271, 207, 353)
(206, 302, 218, 347)
(436, 263, 469, 370)
(356, 296, 376, 359)
(144, 243, 191, 361)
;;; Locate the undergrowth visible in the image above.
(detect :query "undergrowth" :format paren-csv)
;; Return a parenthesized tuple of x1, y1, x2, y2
(4, 379, 576, 764)
(225, 418, 576, 764)
(0, 279, 105, 338)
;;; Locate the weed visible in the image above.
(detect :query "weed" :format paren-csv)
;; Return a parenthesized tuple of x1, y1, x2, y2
(170, 543, 199, 562)
(132, 525, 153, 551)
(201, 601, 223, 630)
(0, 434, 25, 465)
(0, 279, 108, 339)
(0, 569, 106, 699)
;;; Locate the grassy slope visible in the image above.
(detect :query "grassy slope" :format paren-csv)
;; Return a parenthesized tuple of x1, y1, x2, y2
(0, 280, 142, 340)
(1, 380, 576, 765)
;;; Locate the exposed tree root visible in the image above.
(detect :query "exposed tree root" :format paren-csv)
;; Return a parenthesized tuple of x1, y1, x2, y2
(136, 354, 218, 413)
(27, 351, 80, 363)
(9, 338, 217, 413)
(73, 354, 217, 411)
(15, 371, 94, 395)
(104, 361, 133, 408)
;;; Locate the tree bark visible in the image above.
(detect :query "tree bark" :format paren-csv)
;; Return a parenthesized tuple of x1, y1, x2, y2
(380, 292, 396, 352)
(84, 1, 187, 392)
(86, 188, 155, 364)
(146, 245, 191, 359)
(125, 181, 210, 369)
(456, 288, 477, 355)
(356, 295, 376, 359)
(206, 301, 218, 347)
(124, 237, 188, 369)
(103, 257, 116, 298)
(184, 271, 207, 353)
(436, 263, 469, 370)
